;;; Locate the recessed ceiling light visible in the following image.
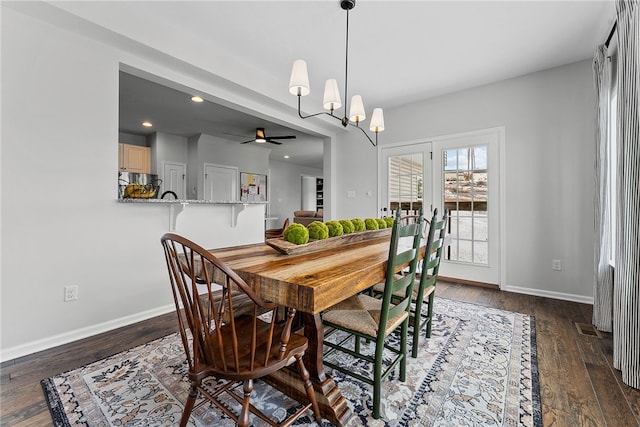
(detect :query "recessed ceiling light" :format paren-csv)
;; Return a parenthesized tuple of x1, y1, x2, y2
(142, 121, 153, 127)
(190, 96, 204, 103)
(284, 155, 290, 159)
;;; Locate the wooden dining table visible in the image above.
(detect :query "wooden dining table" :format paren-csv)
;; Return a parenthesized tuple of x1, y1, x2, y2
(208, 235, 402, 426)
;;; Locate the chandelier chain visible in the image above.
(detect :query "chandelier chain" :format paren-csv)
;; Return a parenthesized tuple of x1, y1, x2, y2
(343, 8, 350, 127)
(288, 0, 384, 147)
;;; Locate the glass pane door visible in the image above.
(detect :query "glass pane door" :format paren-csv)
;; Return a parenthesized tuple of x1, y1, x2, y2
(381, 143, 432, 219)
(432, 128, 502, 286)
(444, 146, 488, 265)
(389, 153, 424, 216)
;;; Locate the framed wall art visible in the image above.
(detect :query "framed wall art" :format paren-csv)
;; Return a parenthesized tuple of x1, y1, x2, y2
(240, 172, 267, 202)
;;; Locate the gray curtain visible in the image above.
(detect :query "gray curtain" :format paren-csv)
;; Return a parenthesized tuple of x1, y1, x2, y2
(593, 45, 613, 333)
(613, 0, 640, 389)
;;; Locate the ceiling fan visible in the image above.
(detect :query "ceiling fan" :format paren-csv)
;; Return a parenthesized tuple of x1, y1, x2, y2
(240, 128, 296, 145)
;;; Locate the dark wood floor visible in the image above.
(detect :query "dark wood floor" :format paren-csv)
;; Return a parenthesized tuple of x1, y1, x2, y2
(2, 282, 639, 426)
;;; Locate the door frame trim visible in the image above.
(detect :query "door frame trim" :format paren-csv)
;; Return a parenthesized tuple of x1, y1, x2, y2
(377, 126, 506, 289)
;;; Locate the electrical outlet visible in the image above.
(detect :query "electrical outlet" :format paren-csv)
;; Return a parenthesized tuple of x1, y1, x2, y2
(64, 285, 78, 301)
(552, 260, 562, 271)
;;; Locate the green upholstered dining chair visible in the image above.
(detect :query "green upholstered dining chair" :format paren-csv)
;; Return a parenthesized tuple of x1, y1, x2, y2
(372, 208, 449, 358)
(321, 209, 424, 419)
(160, 233, 321, 427)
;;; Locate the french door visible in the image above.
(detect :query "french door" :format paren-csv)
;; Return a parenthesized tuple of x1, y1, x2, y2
(432, 128, 503, 286)
(380, 128, 504, 287)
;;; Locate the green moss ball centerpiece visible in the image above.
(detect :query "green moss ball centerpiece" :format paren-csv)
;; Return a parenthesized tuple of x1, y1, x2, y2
(351, 218, 366, 232)
(364, 218, 379, 230)
(325, 220, 344, 237)
(267, 215, 394, 253)
(339, 219, 355, 234)
(308, 221, 329, 240)
(283, 223, 309, 244)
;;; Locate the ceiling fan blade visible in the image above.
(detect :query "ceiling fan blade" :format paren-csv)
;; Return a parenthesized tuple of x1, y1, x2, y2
(267, 140, 283, 145)
(267, 135, 296, 140)
(240, 139, 253, 144)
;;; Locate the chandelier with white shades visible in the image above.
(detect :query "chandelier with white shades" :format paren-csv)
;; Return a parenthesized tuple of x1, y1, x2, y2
(288, 0, 384, 147)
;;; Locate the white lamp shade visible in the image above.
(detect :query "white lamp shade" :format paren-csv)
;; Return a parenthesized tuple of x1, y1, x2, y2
(289, 60, 310, 96)
(369, 108, 385, 132)
(349, 95, 366, 123)
(322, 79, 342, 111)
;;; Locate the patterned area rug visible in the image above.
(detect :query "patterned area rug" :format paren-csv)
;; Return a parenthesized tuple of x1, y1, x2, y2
(41, 298, 541, 426)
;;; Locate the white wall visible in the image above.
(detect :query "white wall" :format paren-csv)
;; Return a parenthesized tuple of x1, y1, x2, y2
(150, 131, 188, 177)
(118, 132, 146, 146)
(0, 3, 597, 360)
(335, 60, 596, 303)
(0, 5, 270, 360)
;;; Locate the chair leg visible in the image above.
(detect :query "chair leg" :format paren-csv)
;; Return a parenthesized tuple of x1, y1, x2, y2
(425, 292, 435, 338)
(296, 355, 322, 423)
(372, 337, 385, 419)
(411, 325, 420, 358)
(238, 379, 254, 427)
(412, 298, 424, 359)
(400, 320, 408, 382)
(180, 384, 198, 427)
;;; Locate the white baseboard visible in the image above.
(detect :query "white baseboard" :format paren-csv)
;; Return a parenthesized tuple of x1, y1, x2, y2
(1, 304, 175, 363)
(1, 285, 593, 362)
(503, 285, 594, 305)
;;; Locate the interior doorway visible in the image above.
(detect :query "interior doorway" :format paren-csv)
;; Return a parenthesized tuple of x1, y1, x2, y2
(301, 175, 321, 211)
(162, 161, 186, 199)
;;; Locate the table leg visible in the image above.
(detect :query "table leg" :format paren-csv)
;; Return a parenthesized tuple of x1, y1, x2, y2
(264, 312, 351, 426)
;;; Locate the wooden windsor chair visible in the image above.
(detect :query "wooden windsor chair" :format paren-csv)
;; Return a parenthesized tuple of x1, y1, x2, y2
(160, 233, 321, 427)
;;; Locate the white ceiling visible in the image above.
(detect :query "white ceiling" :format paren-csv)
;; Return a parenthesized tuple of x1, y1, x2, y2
(52, 0, 616, 168)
